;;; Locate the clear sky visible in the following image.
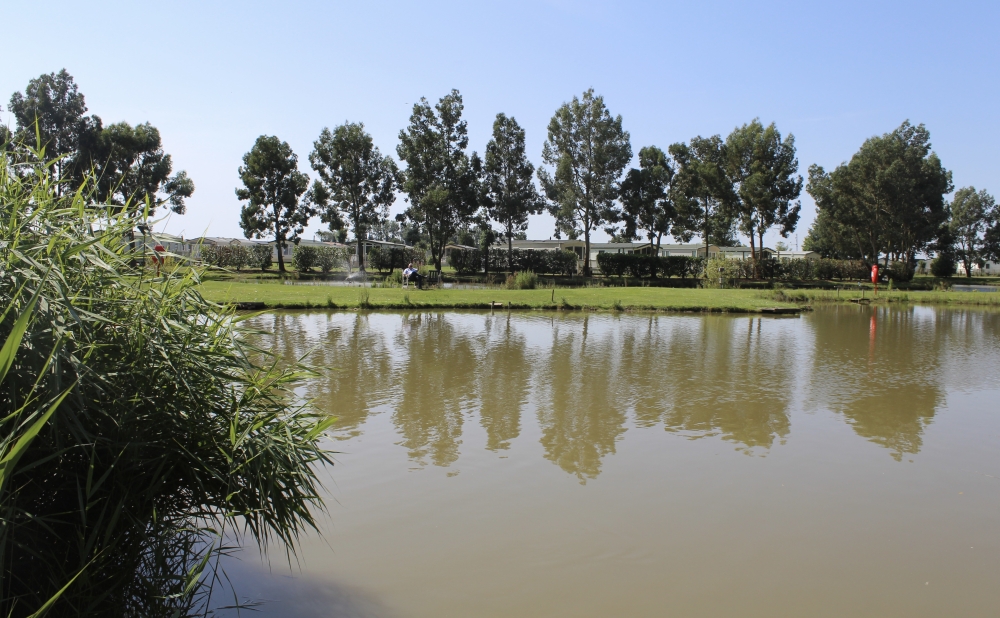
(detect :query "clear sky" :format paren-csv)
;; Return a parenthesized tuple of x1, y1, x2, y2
(3, 0, 998, 248)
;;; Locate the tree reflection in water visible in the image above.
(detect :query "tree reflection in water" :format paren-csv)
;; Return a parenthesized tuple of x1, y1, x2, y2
(805, 306, 944, 461)
(247, 307, 1000, 477)
(629, 315, 796, 454)
(535, 316, 627, 482)
(393, 314, 478, 468)
(477, 315, 531, 451)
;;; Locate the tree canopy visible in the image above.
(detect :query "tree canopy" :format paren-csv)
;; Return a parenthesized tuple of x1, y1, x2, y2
(538, 89, 632, 276)
(722, 119, 802, 278)
(396, 89, 480, 271)
(669, 136, 736, 256)
(619, 146, 684, 260)
(8, 69, 102, 192)
(949, 187, 997, 276)
(310, 122, 398, 271)
(482, 113, 544, 273)
(94, 121, 194, 217)
(237, 135, 313, 273)
(807, 121, 952, 269)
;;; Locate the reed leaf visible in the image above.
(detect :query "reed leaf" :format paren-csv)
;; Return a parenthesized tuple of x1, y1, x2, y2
(0, 142, 334, 616)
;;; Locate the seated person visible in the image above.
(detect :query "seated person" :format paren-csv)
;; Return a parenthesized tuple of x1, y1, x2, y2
(402, 263, 425, 289)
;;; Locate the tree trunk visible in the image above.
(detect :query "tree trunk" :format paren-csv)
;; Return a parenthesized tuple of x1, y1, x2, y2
(276, 236, 285, 273)
(748, 229, 758, 279)
(357, 236, 366, 273)
(508, 233, 514, 275)
(758, 229, 765, 279)
(649, 232, 658, 279)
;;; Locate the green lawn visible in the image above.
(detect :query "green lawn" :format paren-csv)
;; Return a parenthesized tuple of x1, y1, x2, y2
(197, 280, 801, 312)
(194, 277, 1000, 313)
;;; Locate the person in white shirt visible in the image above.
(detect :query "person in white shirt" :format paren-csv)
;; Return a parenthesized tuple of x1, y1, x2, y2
(402, 263, 425, 289)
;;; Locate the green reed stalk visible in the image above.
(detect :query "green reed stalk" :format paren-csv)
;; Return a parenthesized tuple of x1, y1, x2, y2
(0, 146, 334, 616)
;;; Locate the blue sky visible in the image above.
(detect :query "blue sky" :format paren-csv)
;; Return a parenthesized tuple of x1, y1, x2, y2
(3, 0, 997, 247)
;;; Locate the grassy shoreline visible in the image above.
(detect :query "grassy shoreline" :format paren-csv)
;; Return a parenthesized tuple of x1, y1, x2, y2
(196, 278, 1000, 313)
(198, 280, 801, 312)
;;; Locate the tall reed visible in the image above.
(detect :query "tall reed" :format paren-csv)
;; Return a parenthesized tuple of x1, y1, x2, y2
(0, 147, 334, 616)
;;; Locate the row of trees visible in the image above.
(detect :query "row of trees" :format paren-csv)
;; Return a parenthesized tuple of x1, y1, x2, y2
(3, 70, 195, 227)
(804, 122, 999, 277)
(235, 88, 806, 277)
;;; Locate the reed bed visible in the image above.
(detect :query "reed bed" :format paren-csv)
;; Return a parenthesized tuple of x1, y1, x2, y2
(0, 150, 333, 616)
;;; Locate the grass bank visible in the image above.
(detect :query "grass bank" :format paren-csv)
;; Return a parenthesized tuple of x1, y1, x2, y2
(198, 280, 800, 312)
(766, 287, 1000, 306)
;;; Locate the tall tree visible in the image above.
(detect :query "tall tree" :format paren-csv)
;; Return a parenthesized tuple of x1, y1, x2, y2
(722, 119, 802, 278)
(237, 136, 313, 273)
(397, 90, 480, 271)
(949, 187, 997, 277)
(94, 121, 194, 218)
(802, 208, 862, 259)
(482, 113, 544, 273)
(8, 69, 102, 193)
(309, 122, 399, 272)
(807, 121, 952, 269)
(669, 136, 735, 258)
(538, 89, 632, 276)
(619, 146, 682, 265)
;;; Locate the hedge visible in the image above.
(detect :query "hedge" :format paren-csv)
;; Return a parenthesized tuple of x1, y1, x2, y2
(595, 253, 704, 279)
(368, 246, 425, 273)
(448, 248, 578, 276)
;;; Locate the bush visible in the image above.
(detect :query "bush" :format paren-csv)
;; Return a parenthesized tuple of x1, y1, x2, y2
(201, 244, 272, 272)
(369, 246, 424, 273)
(931, 253, 956, 277)
(316, 246, 348, 274)
(885, 260, 914, 283)
(0, 155, 332, 615)
(292, 244, 318, 272)
(657, 256, 703, 279)
(549, 250, 579, 276)
(250, 243, 273, 271)
(448, 248, 483, 275)
(487, 248, 579, 276)
(507, 270, 538, 289)
(598, 253, 706, 279)
(702, 257, 750, 287)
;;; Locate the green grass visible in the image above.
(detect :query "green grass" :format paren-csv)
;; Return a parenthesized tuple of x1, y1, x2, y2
(766, 287, 1000, 306)
(197, 278, 1000, 312)
(198, 280, 800, 312)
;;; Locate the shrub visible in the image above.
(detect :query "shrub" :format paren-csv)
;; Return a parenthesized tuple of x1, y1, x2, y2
(931, 253, 956, 277)
(549, 250, 579, 276)
(448, 248, 482, 275)
(507, 270, 538, 289)
(0, 154, 332, 615)
(369, 246, 424, 273)
(250, 243, 273, 271)
(292, 244, 318, 272)
(702, 257, 749, 287)
(316, 246, 347, 274)
(657, 256, 702, 279)
(885, 260, 914, 283)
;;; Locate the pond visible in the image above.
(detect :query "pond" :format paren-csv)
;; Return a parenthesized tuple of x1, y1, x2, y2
(221, 306, 1000, 617)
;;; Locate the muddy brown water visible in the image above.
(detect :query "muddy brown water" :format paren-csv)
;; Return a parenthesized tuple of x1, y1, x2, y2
(220, 306, 1000, 617)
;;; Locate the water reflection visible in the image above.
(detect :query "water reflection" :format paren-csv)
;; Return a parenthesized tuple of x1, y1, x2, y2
(477, 315, 530, 451)
(805, 306, 945, 460)
(640, 316, 796, 453)
(249, 307, 1000, 476)
(393, 314, 479, 467)
(536, 316, 627, 481)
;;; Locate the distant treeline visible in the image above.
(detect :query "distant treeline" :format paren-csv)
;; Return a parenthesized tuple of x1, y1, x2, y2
(7, 70, 998, 280)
